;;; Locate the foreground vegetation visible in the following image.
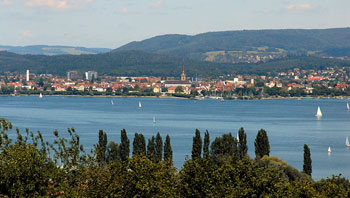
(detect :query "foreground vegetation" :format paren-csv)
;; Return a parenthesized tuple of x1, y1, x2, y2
(0, 119, 349, 197)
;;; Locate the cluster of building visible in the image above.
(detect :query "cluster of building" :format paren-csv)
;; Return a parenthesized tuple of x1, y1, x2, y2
(1, 65, 350, 97)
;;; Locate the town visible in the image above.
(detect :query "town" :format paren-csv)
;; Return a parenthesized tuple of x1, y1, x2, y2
(1, 64, 350, 99)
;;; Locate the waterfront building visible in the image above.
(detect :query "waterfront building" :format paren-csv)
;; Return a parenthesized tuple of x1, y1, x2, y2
(181, 64, 186, 81)
(85, 71, 98, 81)
(26, 70, 30, 81)
(67, 71, 78, 80)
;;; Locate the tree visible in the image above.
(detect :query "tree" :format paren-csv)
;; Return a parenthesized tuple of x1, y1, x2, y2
(254, 129, 270, 159)
(175, 86, 183, 93)
(120, 129, 130, 161)
(303, 144, 312, 176)
(106, 141, 119, 162)
(164, 135, 173, 162)
(133, 133, 146, 156)
(95, 130, 107, 164)
(238, 127, 248, 159)
(133, 133, 140, 156)
(210, 133, 237, 163)
(155, 132, 163, 162)
(192, 129, 202, 160)
(203, 130, 210, 158)
(147, 136, 156, 162)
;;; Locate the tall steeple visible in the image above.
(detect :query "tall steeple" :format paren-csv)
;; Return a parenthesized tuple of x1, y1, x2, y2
(181, 63, 186, 81)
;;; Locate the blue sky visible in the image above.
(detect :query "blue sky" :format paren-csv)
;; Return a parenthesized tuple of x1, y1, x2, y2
(0, 0, 349, 48)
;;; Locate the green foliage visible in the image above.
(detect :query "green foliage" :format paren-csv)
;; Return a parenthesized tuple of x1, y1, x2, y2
(238, 127, 248, 159)
(132, 133, 146, 156)
(95, 129, 107, 164)
(147, 136, 156, 162)
(210, 133, 237, 163)
(203, 130, 210, 158)
(164, 135, 173, 162)
(303, 144, 312, 176)
(106, 141, 120, 162)
(192, 129, 202, 160)
(155, 132, 163, 163)
(255, 129, 270, 159)
(120, 129, 130, 161)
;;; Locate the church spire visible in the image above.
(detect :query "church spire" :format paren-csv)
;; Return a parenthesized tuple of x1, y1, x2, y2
(181, 63, 186, 81)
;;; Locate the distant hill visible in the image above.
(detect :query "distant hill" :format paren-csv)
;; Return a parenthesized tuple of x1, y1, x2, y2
(114, 28, 350, 63)
(0, 45, 111, 55)
(0, 50, 349, 77)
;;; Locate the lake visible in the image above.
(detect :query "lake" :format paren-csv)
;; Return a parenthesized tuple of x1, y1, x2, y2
(1, 96, 350, 180)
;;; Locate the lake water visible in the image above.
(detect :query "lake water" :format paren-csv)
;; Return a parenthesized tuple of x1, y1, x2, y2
(1, 96, 350, 180)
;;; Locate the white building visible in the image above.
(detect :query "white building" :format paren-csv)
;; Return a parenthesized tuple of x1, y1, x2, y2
(26, 70, 30, 82)
(85, 71, 98, 81)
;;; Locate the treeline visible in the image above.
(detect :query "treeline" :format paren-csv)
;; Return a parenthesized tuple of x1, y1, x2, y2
(1, 118, 350, 197)
(1, 50, 350, 78)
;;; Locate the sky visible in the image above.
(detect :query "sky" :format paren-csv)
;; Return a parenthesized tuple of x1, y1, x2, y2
(0, 0, 349, 49)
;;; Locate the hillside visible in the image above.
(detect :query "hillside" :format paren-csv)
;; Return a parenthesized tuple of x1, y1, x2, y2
(114, 28, 350, 63)
(0, 51, 349, 77)
(0, 45, 111, 55)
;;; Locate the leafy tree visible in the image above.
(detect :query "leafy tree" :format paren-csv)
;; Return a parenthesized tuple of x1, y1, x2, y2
(120, 129, 130, 161)
(155, 132, 163, 162)
(164, 135, 173, 162)
(255, 129, 270, 159)
(175, 86, 183, 93)
(303, 144, 312, 176)
(238, 127, 248, 159)
(210, 133, 237, 163)
(203, 130, 210, 158)
(147, 136, 156, 162)
(106, 141, 120, 162)
(192, 129, 202, 160)
(133, 133, 146, 156)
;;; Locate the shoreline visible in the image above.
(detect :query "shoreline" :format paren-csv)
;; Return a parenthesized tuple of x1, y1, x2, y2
(2, 94, 349, 100)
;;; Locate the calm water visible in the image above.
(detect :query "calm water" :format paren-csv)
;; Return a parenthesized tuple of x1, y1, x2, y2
(1, 96, 350, 180)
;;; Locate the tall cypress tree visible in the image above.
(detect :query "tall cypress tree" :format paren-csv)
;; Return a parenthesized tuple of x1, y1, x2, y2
(254, 129, 270, 159)
(132, 133, 140, 156)
(138, 134, 146, 156)
(238, 127, 248, 159)
(164, 135, 173, 162)
(155, 132, 163, 163)
(303, 144, 312, 176)
(147, 136, 155, 162)
(203, 130, 210, 158)
(120, 129, 130, 161)
(95, 130, 107, 164)
(192, 129, 202, 160)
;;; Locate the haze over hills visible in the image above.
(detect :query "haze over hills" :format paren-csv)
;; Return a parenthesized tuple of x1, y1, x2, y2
(114, 28, 350, 63)
(0, 45, 111, 55)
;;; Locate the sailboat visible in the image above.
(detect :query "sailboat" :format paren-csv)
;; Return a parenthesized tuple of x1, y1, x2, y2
(39, 93, 43, 98)
(237, 133, 239, 143)
(315, 106, 322, 118)
(346, 136, 350, 147)
(153, 116, 156, 124)
(328, 146, 332, 153)
(138, 101, 142, 108)
(347, 103, 349, 110)
(111, 100, 114, 105)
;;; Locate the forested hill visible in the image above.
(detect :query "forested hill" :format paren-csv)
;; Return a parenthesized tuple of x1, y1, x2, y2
(114, 28, 350, 62)
(0, 45, 111, 55)
(1, 50, 349, 77)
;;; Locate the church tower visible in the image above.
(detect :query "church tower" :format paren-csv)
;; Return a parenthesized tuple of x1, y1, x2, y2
(181, 64, 186, 81)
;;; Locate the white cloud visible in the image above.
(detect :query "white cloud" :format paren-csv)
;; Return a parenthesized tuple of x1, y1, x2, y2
(24, 0, 93, 9)
(153, 0, 163, 8)
(0, 0, 13, 6)
(286, 4, 311, 11)
(119, 8, 129, 13)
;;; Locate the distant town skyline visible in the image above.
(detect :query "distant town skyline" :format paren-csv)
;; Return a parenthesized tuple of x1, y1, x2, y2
(1, 0, 349, 48)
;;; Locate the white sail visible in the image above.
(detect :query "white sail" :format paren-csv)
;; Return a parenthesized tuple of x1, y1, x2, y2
(111, 100, 114, 105)
(315, 106, 322, 117)
(237, 133, 239, 143)
(328, 146, 331, 153)
(39, 93, 43, 98)
(153, 116, 156, 124)
(347, 103, 349, 110)
(139, 101, 142, 108)
(346, 136, 350, 147)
